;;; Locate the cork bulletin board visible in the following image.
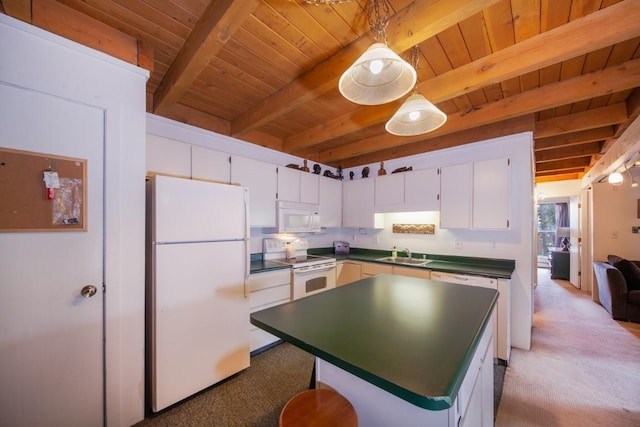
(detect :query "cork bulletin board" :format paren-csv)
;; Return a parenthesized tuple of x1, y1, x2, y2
(0, 147, 87, 232)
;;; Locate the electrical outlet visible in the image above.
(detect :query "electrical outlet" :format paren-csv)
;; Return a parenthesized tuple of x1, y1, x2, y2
(455, 240, 462, 249)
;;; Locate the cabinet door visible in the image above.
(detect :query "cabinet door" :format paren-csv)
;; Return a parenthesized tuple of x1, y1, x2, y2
(191, 145, 230, 183)
(361, 262, 392, 277)
(404, 168, 440, 211)
(374, 173, 404, 211)
(343, 179, 381, 228)
(440, 163, 471, 229)
(319, 176, 342, 227)
(231, 155, 277, 227)
(300, 172, 319, 204)
(146, 134, 191, 178)
(473, 158, 509, 229)
(392, 266, 430, 279)
(336, 261, 362, 286)
(277, 167, 301, 202)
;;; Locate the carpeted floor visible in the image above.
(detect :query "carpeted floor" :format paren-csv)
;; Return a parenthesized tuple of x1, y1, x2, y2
(495, 269, 640, 426)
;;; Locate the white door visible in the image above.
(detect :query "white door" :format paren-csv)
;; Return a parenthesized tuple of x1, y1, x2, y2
(569, 195, 581, 288)
(0, 84, 104, 425)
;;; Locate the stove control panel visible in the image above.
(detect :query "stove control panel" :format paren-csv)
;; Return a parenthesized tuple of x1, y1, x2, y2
(263, 238, 309, 254)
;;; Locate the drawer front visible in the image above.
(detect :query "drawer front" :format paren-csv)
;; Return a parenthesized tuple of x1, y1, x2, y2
(250, 284, 290, 311)
(362, 262, 393, 276)
(249, 269, 290, 292)
(431, 271, 496, 288)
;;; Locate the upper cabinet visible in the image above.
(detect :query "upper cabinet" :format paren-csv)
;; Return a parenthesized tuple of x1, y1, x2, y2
(146, 136, 231, 184)
(146, 135, 191, 178)
(440, 163, 472, 229)
(374, 168, 440, 213)
(473, 158, 510, 229)
(277, 167, 319, 204)
(231, 155, 277, 227)
(440, 158, 510, 230)
(343, 179, 383, 229)
(319, 176, 342, 228)
(191, 145, 230, 184)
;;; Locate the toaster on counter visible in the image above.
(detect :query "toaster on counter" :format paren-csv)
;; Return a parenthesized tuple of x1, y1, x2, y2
(333, 241, 350, 256)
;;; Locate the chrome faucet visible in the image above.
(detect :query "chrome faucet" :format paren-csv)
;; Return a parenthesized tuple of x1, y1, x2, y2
(404, 247, 411, 258)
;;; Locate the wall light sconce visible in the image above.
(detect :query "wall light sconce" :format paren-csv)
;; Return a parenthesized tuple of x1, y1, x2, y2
(608, 171, 623, 185)
(338, 0, 416, 105)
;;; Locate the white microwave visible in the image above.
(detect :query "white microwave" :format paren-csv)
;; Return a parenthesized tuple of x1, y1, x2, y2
(277, 201, 321, 233)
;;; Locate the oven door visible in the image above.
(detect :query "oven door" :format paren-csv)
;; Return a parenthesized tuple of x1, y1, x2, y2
(291, 263, 336, 300)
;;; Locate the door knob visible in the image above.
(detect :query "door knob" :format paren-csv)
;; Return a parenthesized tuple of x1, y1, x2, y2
(81, 285, 97, 298)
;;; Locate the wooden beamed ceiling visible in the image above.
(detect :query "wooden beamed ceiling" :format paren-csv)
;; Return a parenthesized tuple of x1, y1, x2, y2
(2, 0, 640, 182)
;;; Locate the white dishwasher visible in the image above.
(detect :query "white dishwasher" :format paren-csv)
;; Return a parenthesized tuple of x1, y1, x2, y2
(431, 271, 499, 362)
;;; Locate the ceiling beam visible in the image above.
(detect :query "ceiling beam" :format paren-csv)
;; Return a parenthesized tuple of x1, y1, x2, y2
(319, 57, 640, 163)
(334, 115, 534, 168)
(285, 0, 640, 153)
(536, 157, 592, 173)
(535, 127, 614, 151)
(230, 0, 502, 138)
(534, 142, 603, 163)
(153, 0, 260, 115)
(534, 103, 628, 138)
(2, 0, 30, 22)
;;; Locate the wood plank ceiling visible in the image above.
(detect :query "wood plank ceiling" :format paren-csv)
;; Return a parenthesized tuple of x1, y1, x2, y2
(2, 0, 640, 182)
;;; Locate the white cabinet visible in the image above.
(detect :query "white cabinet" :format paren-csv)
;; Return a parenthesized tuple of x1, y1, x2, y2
(336, 261, 362, 286)
(231, 155, 277, 227)
(430, 271, 510, 363)
(146, 136, 231, 183)
(374, 168, 440, 213)
(404, 168, 440, 211)
(319, 176, 342, 227)
(249, 269, 291, 352)
(191, 145, 230, 183)
(343, 179, 383, 229)
(146, 135, 192, 178)
(440, 158, 510, 230)
(440, 163, 472, 229)
(374, 173, 404, 210)
(473, 158, 510, 229)
(277, 167, 319, 204)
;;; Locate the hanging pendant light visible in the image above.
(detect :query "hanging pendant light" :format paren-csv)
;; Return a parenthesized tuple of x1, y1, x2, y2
(385, 93, 447, 136)
(338, 0, 416, 105)
(386, 46, 447, 136)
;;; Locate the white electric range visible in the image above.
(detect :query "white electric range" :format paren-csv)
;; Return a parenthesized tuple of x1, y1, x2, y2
(263, 238, 337, 300)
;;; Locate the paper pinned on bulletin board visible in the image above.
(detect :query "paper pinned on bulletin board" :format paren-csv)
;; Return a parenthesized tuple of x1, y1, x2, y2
(0, 147, 86, 232)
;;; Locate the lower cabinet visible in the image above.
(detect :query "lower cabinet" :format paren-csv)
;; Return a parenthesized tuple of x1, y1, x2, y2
(362, 261, 392, 278)
(249, 269, 291, 352)
(431, 271, 510, 364)
(336, 261, 362, 286)
(392, 266, 431, 279)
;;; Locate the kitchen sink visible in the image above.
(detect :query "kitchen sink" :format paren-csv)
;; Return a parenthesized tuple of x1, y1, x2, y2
(377, 256, 432, 266)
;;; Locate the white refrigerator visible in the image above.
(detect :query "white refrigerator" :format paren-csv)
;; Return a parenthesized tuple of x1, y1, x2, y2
(146, 175, 250, 412)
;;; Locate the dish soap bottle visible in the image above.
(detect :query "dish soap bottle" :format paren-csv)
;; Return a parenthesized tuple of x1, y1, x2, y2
(391, 246, 397, 259)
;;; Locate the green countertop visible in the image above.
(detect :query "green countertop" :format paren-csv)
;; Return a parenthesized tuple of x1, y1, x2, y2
(311, 248, 515, 279)
(250, 274, 498, 410)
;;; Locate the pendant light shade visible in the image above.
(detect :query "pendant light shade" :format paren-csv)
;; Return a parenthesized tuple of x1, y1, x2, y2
(339, 42, 417, 105)
(385, 93, 447, 136)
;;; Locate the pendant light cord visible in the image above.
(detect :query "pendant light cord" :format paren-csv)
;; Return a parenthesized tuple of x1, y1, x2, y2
(367, 0, 391, 44)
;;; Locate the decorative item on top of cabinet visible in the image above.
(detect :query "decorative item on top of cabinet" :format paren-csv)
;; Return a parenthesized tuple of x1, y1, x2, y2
(349, 171, 354, 180)
(313, 164, 321, 174)
(302, 160, 309, 172)
(378, 161, 386, 175)
(362, 166, 370, 178)
(286, 163, 301, 170)
(391, 166, 412, 174)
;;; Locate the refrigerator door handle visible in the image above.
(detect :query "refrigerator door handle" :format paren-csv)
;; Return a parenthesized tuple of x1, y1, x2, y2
(243, 187, 250, 298)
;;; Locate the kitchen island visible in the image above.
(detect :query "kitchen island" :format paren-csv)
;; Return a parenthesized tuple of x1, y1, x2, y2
(250, 274, 498, 426)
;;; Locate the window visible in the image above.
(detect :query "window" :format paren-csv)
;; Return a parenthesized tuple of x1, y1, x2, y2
(537, 202, 569, 258)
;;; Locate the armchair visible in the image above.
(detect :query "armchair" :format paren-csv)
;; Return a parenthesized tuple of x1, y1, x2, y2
(593, 255, 640, 323)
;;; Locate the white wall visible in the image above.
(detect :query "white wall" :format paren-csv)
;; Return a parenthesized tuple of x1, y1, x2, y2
(0, 15, 148, 426)
(592, 181, 640, 262)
